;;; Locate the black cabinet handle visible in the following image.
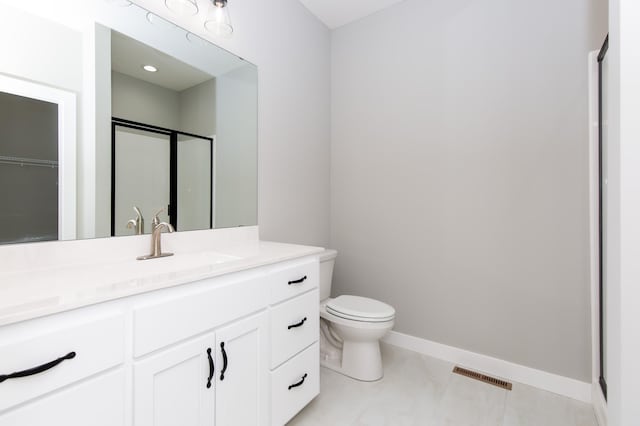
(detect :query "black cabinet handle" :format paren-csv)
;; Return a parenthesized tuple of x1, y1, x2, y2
(287, 317, 308, 330)
(220, 342, 228, 381)
(288, 276, 307, 285)
(0, 352, 76, 384)
(206, 348, 214, 389)
(288, 373, 308, 390)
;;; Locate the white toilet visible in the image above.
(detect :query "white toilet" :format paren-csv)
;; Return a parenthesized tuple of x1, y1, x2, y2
(318, 249, 395, 381)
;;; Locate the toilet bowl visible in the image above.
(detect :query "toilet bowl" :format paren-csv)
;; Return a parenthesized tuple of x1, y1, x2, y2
(318, 250, 395, 381)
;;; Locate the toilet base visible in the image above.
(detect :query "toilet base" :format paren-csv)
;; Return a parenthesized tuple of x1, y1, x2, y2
(320, 340, 384, 382)
(319, 321, 385, 382)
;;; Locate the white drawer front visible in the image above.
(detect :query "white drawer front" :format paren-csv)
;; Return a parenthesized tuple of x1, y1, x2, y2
(271, 342, 319, 426)
(0, 369, 125, 426)
(134, 274, 269, 357)
(269, 258, 319, 305)
(270, 289, 319, 369)
(0, 312, 125, 412)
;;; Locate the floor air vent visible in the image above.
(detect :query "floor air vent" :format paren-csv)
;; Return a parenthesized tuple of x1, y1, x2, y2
(452, 366, 512, 390)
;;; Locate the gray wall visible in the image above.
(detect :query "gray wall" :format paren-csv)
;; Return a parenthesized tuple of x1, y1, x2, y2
(179, 79, 216, 137)
(111, 71, 180, 129)
(331, 0, 608, 381)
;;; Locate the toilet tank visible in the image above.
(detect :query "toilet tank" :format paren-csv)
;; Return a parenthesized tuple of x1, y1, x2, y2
(319, 249, 338, 301)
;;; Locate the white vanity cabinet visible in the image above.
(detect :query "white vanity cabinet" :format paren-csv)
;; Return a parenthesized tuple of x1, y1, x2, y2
(0, 253, 320, 426)
(267, 259, 321, 425)
(134, 312, 269, 426)
(0, 370, 125, 426)
(214, 313, 269, 426)
(0, 308, 126, 426)
(134, 332, 216, 426)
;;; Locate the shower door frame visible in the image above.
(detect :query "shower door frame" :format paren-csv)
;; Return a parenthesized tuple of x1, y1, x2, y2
(111, 117, 214, 236)
(597, 34, 609, 401)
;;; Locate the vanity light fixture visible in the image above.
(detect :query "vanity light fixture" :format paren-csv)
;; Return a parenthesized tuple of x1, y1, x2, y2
(165, 0, 198, 16)
(143, 65, 158, 72)
(204, 0, 233, 37)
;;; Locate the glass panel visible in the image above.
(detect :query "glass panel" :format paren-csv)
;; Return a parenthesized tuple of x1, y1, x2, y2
(114, 126, 171, 236)
(177, 134, 212, 231)
(0, 91, 58, 244)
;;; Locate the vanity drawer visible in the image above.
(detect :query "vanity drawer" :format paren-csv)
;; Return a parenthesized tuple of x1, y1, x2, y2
(0, 311, 125, 412)
(271, 342, 319, 426)
(269, 258, 319, 305)
(270, 289, 319, 369)
(133, 274, 269, 357)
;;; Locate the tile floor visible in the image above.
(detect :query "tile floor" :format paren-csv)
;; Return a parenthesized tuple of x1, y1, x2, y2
(288, 344, 597, 426)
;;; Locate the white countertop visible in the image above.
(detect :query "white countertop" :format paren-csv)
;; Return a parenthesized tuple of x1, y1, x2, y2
(0, 229, 323, 327)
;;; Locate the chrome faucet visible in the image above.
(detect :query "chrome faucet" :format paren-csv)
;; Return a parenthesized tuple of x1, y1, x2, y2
(136, 208, 175, 260)
(126, 206, 144, 235)
(137, 222, 175, 261)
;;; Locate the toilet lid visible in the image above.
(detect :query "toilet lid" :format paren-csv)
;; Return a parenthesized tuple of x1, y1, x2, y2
(326, 295, 395, 322)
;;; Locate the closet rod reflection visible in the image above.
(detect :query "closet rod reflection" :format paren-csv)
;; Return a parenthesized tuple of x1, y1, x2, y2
(0, 155, 58, 168)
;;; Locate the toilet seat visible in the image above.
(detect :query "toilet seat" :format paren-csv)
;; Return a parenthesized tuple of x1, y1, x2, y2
(326, 295, 395, 323)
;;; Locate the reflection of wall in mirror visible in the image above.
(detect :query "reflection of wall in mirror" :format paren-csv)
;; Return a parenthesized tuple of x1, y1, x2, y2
(179, 80, 216, 230)
(216, 65, 258, 228)
(0, 5, 82, 94)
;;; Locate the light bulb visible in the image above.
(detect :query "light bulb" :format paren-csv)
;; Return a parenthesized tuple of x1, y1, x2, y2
(204, 0, 233, 37)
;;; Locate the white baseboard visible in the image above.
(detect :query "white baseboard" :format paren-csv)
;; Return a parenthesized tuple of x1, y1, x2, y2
(592, 381, 607, 426)
(382, 331, 592, 403)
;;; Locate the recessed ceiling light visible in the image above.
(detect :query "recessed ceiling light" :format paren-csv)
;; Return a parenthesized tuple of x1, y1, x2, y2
(143, 65, 158, 73)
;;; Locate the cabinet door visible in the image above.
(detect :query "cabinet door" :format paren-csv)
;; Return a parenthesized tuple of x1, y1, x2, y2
(134, 333, 215, 426)
(215, 312, 269, 426)
(0, 369, 125, 426)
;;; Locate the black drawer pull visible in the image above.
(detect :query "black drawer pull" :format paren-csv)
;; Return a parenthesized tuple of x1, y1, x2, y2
(206, 348, 214, 389)
(0, 351, 76, 384)
(220, 342, 228, 381)
(288, 276, 307, 285)
(288, 373, 308, 390)
(287, 317, 308, 330)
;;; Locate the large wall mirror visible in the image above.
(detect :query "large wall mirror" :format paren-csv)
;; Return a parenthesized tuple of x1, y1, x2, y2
(0, 1, 257, 244)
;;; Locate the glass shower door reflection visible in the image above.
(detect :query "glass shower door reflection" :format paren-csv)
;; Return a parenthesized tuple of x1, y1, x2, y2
(113, 126, 171, 236)
(177, 134, 213, 232)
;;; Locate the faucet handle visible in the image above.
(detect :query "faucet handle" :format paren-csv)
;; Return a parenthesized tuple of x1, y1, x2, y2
(126, 219, 137, 229)
(152, 208, 164, 228)
(133, 206, 143, 220)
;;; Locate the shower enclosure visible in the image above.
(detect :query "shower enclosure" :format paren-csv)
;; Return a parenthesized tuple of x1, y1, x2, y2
(111, 118, 213, 237)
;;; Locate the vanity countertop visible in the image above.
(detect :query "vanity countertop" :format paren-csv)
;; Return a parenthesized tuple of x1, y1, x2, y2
(0, 239, 323, 327)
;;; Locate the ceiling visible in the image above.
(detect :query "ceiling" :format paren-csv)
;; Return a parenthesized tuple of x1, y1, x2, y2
(111, 31, 214, 92)
(298, 0, 406, 29)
